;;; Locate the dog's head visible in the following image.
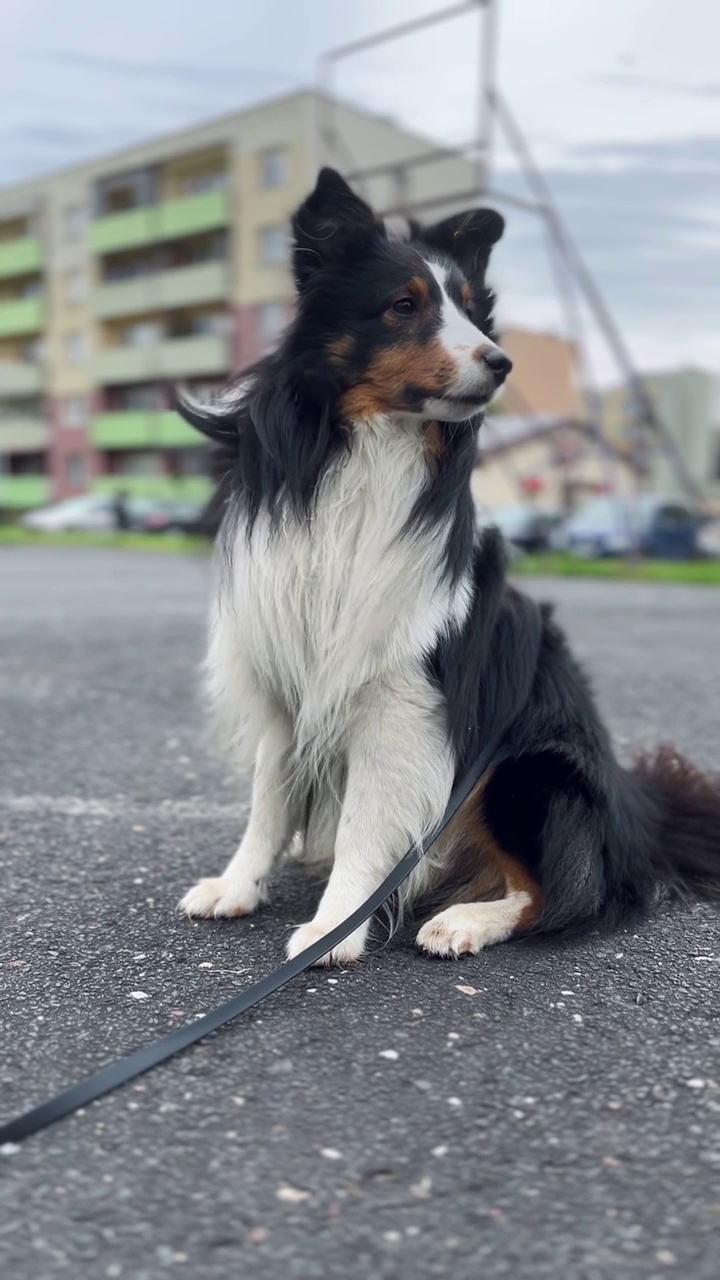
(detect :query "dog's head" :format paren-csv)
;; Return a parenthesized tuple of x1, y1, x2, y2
(291, 167, 510, 424)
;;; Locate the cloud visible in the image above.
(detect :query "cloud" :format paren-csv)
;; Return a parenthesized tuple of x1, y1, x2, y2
(45, 50, 299, 91)
(570, 134, 720, 171)
(489, 133, 720, 357)
(588, 73, 720, 98)
(8, 123, 100, 148)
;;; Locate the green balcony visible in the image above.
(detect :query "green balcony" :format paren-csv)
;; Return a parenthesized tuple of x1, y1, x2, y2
(0, 416, 49, 452)
(91, 191, 229, 255)
(160, 191, 229, 239)
(0, 361, 43, 397)
(0, 474, 49, 509)
(0, 238, 43, 280)
(93, 473, 212, 502)
(92, 409, 204, 450)
(95, 261, 228, 319)
(94, 334, 229, 384)
(0, 297, 44, 338)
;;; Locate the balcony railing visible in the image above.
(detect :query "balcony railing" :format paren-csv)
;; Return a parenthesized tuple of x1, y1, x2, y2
(0, 474, 49, 509)
(0, 416, 49, 452)
(0, 361, 44, 396)
(91, 191, 229, 255)
(0, 238, 43, 280)
(94, 334, 230, 384)
(0, 298, 44, 338)
(91, 409, 204, 450)
(94, 261, 228, 319)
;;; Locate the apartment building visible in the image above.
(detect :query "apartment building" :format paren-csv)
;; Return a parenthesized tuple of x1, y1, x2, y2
(603, 367, 720, 509)
(0, 89, 482, 512)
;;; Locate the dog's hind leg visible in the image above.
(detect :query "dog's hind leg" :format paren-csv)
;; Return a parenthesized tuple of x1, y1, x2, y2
(416, 769, 544, 958)
(416, 876, 540, 957)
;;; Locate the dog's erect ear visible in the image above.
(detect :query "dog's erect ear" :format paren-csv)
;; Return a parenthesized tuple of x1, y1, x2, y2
(421, 208, 505, 283)
(291, 168, 378, 291)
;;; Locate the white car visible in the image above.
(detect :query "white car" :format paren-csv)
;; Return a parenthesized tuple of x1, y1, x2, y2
(697, 518, 720, 559)
(22, 495, 122, 533)
(477, 504, 563, 553)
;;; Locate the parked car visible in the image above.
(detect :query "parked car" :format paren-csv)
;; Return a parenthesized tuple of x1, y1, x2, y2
(697, 517, 720, 559)
(21, 494, 203, 535)
(22, 495, 125, 533)
(551, 495, 699, 559)
(476, 504, 564, 553)
(132, 500, 203, 534)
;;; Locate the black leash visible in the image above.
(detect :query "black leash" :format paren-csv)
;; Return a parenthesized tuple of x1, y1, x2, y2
(0, 739, 505, 1147)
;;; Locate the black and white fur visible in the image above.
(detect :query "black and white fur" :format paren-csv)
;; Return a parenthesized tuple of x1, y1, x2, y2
(178, 168, 720, 963)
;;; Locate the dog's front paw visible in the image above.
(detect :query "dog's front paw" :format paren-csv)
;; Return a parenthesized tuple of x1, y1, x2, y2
(286, 919, 368, 966)
(178, 875, 265, 919)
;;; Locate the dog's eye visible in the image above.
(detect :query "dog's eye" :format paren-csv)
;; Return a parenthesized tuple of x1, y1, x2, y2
(465, 306, 474, 319)
(392, 297, 417, 316)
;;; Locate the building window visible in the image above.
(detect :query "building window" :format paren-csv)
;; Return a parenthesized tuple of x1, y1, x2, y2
(120, 385, 167, 411)
(64, 396, 89, 427)
(178, 171, 227, 196)
(257, 301, 287, 346)
(111, 450, 164, 477)
(66, 454, 87, 487)
(122, 321, 163, 348)
(64, 204, 87, 241)
(258, 224, 288, 266)
(260, 148, 289, 188)
(65, 269, 88, 304)
(23, 339, 45, 364)
(105, 184, 139, 213)
(166, 312, 228, 340)
(65, 331, 89, 365)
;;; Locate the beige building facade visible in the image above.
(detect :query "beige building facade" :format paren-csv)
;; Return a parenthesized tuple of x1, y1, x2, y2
(472, 415, 638, 515)
(0, 89, 487, 510)
(0, 88, 592, 513)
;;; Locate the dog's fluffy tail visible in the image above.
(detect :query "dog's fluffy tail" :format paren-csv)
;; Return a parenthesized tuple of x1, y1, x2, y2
(634, 744, 720, 902)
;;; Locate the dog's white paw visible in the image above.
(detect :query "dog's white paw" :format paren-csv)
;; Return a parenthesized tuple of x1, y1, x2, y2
(416, 900, 528, 957)
(178, 875, 265, 919)
(286, 919, 368, 966)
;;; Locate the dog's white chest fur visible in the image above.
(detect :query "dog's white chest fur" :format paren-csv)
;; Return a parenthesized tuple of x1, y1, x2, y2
(209, 421, 467, 768)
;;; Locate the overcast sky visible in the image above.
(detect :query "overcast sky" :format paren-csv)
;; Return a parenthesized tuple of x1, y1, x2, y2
(2, 0, 718, 381)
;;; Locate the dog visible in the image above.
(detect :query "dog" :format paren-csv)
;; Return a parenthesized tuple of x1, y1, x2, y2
(177, 167, 720, 964)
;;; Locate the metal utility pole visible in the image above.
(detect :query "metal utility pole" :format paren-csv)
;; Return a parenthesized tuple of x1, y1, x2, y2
(317, 1, 704, 507)
(477, 0, 498, 191)
(489, 89, 705, 503)
(318, 1, 491, 193)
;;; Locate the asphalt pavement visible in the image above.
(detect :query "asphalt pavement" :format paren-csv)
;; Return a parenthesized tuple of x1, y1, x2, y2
(0, 546, 719, 1280)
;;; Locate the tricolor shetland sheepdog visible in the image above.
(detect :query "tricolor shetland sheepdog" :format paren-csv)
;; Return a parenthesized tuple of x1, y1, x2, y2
(177, 168, 720, 964)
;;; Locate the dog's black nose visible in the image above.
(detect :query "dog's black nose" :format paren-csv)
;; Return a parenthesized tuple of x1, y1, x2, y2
(483, 349, 513, 385)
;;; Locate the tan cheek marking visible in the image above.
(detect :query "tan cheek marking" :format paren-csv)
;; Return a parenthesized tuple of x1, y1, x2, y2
(328, 335, 354, 363)
(341, 385, 387, 421)
(382, 310, 404, 331)
(461, 283, 474, 312)
(340, 340, 459, 421)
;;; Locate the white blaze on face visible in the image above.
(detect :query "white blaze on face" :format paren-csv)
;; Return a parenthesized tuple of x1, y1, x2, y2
(422, 258, 504, 420)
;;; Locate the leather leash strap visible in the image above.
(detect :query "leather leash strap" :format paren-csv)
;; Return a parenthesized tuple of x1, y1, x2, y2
(0, 739, 506, 1146)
